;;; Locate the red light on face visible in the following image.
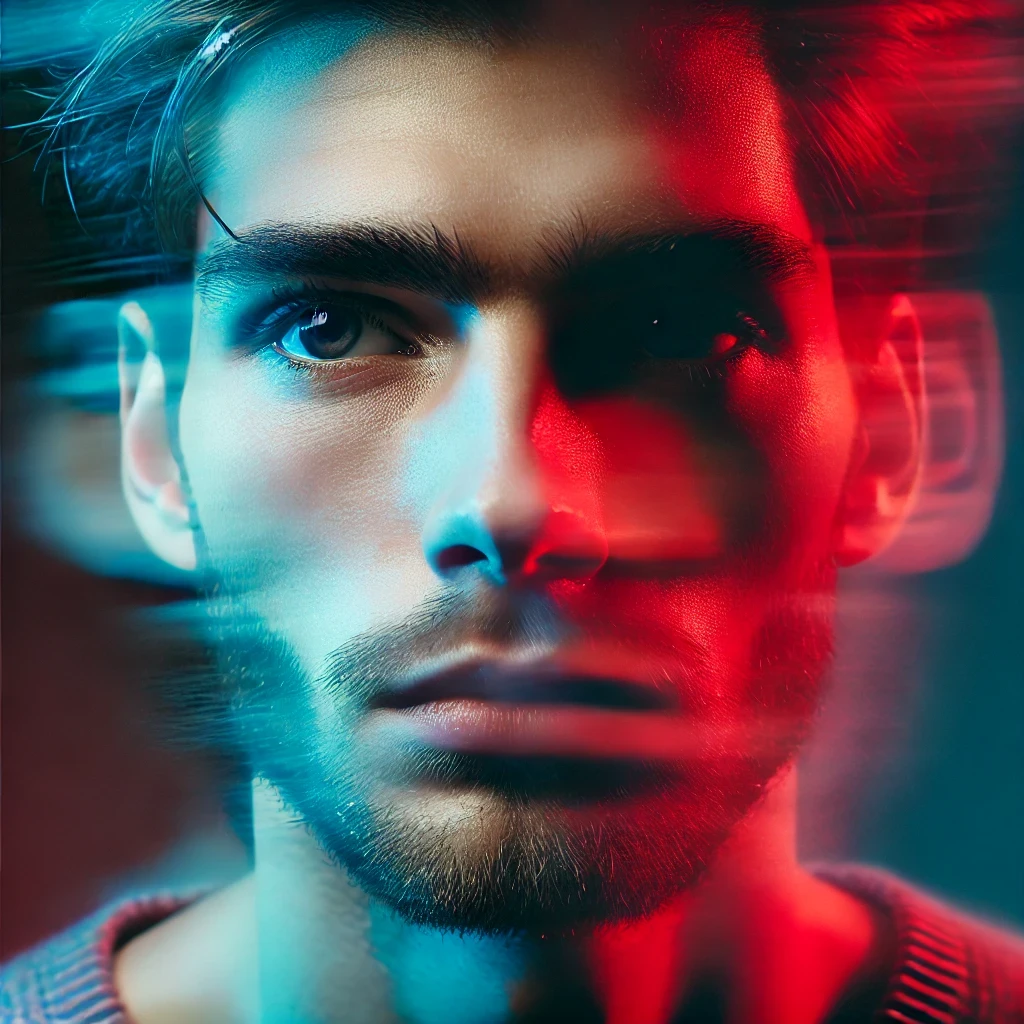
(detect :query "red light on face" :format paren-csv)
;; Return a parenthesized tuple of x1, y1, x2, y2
(571, 396, 725, 564)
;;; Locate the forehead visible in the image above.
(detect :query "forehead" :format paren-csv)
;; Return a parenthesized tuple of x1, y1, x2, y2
(205, 16, 810, 258)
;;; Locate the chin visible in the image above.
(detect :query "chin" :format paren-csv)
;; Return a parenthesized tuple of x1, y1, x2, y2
(284, 751, 788, 934)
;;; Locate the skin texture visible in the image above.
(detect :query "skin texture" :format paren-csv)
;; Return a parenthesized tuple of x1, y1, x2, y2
(116, 11, 919, 1023)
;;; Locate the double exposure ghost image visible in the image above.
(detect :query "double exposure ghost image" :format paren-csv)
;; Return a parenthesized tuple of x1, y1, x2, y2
(1, 3, 1023, 1023)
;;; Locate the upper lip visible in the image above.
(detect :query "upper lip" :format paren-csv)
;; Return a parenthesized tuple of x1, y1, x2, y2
(372, 660, 678, 713)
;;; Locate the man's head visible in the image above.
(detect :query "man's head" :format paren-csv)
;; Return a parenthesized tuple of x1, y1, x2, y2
(52, 0, 1008, 932)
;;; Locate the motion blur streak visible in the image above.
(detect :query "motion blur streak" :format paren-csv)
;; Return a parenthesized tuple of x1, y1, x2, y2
(1, 4, 1022, 1022)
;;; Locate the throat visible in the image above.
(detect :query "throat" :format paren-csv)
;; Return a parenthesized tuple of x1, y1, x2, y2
(245, 774, 880, 1024)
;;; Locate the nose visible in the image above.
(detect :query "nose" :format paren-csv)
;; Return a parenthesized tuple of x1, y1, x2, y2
(427, 500, 609, 585)
(421, 313, 608, 587)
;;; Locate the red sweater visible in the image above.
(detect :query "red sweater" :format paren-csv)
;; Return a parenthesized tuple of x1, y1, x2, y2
(2, 867, 1023, 1022)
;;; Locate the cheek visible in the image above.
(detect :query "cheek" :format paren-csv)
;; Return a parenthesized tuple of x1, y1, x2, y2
(179, 349, 433, 665)
(574, 396, 727, 561)
(728, 346, 857, 566)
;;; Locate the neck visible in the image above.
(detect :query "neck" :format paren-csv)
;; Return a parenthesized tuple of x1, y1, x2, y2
(116, 768, 877, 1024)
(250, 769, 874, 1024)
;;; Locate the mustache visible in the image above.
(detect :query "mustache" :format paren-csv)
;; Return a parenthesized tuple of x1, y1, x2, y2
(188, 582, 574, 702)
(313, 586, 572, 708)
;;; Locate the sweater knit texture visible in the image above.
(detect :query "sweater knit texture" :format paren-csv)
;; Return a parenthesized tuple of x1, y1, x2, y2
(2, 867, 1022, 1023)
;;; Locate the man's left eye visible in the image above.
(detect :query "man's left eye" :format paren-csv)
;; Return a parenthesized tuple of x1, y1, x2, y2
(275, 303, 414, 362)
(636, 311, 768, 361)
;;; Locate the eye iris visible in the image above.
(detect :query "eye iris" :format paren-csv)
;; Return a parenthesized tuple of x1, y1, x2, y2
(296, 305, 362, 359)
(640, 311, 759, 360)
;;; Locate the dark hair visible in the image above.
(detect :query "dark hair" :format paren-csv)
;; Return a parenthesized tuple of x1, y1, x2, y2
(24, 0, 1024, 294)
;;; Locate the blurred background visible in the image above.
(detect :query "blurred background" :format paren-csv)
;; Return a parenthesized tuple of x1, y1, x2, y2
(2, 0, 1022, 960)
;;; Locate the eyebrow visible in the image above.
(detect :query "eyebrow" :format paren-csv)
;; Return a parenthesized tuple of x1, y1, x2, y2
(196, 222, 490, 305)
(194, 219, 816, 304)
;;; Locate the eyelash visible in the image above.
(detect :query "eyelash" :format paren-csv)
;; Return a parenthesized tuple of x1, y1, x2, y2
(642, 313, 778, 388)
(236, 282, 423, 365)
(726, 313, 773, 359)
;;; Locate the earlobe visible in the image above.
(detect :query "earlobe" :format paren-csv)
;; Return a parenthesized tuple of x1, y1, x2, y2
(118, 301, 197, 572)
(835, 296, 925, 567)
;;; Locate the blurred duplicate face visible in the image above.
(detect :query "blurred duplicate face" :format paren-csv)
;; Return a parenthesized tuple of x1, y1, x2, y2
(181, 10, 858, 931)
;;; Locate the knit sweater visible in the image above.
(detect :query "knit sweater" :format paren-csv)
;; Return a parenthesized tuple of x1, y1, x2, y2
(2, 868, 1022, 1023)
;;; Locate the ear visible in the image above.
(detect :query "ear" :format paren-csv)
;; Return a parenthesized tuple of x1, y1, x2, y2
(868, 292, 1004, 572)
(118, 301, 197, 572)
(835, 295, 925, 567)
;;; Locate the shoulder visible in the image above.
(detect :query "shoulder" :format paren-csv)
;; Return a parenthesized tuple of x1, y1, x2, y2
(815, 864, 1024, 1024)
(0, 894, 193, 1024)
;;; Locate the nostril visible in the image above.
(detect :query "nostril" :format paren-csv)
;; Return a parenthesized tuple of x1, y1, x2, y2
(435, 544, 488, 571)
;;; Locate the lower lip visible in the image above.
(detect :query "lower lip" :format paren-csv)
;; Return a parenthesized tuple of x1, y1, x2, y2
(373, 699, 723, 759)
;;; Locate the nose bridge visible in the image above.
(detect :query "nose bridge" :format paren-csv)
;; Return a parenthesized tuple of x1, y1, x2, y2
(472, 302, 551, 528)
(421, 302, 607, 583)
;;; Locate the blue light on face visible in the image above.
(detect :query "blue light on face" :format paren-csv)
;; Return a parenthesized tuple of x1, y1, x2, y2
(395, 303, 497, 549)
(449, 303, 482, 339)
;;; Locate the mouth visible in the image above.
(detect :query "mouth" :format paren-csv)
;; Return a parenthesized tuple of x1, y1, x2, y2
(375, 663, 675, 713)
(368, 660, 701, 760)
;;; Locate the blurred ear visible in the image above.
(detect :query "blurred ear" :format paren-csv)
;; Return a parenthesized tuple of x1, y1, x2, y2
(118, 301, 196, 571)
(868, 292, 1004, 572)
(835, 296, 925, 567)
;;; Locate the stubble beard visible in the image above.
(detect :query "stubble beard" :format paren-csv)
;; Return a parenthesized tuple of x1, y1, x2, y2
(202, 581, 833, 934)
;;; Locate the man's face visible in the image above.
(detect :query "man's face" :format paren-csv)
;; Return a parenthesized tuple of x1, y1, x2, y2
(179, 16, 858, 930)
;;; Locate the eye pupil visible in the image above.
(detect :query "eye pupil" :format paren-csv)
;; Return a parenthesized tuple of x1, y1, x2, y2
(297, 304, 362, 358)
(639, 311, 758, 360)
